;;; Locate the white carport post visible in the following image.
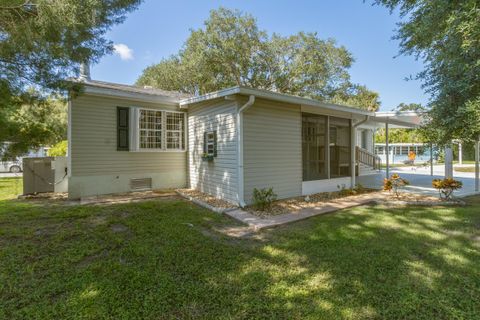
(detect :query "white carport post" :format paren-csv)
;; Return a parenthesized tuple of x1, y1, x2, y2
(351, 119, 356, 188)
(458, 142, 463, 165)
(430, 143, 434, 176)
(475, 138, 479, 192)
(444, 144, 454, 179)
(385, 118, 390, 179)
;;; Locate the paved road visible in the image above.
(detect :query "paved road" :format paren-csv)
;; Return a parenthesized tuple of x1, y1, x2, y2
(0, 172, 22, 178)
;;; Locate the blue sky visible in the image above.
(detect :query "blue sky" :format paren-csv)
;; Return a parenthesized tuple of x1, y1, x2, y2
(92, 0, 428, 111)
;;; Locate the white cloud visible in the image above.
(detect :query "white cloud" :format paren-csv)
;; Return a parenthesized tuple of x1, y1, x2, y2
(113, 43, 134, 61)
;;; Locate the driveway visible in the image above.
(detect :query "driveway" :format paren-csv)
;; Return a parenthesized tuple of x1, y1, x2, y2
(359, 165, 479, 198)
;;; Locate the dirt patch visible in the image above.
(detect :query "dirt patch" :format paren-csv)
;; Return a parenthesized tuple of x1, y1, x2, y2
(110, 223, 129, 233)
(19, 192, 68, 200)
(177, 189, 237, 210)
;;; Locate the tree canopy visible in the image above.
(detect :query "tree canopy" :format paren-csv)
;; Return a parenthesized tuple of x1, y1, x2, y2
(374, 0, 480, 144)
(0, 0, 141, 157)
(137, 7, 381, 111)
(0, 91, 66, 160)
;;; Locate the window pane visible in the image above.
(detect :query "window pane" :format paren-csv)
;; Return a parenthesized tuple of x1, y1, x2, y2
(165, 112, 184, 150)
(139, 110, 162, 149)
(167, 131, 181, 149)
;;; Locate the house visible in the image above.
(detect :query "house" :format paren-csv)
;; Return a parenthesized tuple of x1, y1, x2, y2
(68, 75, 418, 205)
(374, 143, 436, 165)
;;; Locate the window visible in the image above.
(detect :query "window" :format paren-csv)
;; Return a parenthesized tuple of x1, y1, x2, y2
(139, 110, 162, 149)
(134, 108, 185, 151)
(204, 131, 217, 157)
(166, 112, 184, 150)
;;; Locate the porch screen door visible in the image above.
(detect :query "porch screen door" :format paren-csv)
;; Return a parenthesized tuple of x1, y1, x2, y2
(302, 114, 328, 181)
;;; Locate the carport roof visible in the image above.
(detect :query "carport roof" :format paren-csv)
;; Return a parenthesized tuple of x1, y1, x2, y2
(362, 111, 425, 129)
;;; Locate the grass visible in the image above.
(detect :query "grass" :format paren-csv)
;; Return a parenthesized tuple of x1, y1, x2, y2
(0, 177, 22, 201)
(1, 179, 480, 319)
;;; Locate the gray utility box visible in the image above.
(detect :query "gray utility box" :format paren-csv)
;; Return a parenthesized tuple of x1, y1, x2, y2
(23, 157, 68, 195)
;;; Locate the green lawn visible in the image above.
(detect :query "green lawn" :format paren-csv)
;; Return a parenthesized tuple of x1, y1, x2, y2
(1, 178, 479, 319)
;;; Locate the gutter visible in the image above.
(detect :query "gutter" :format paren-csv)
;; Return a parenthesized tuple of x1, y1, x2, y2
(237, 95, 256, 207)
(353, 115, 370, 128)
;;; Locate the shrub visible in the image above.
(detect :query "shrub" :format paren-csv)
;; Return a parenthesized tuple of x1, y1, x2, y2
(383, 174, 409, 198)
(252, 187, 277, 211)
(47, 140, 67, 156)
(432, 178, 463, 200)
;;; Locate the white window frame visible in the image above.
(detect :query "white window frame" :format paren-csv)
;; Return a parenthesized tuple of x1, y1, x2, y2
(130, 107, 186, 152)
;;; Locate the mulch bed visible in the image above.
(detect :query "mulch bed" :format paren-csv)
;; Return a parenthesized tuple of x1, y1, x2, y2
(245, 189, 378, 218)
(176, 189, 238, 210)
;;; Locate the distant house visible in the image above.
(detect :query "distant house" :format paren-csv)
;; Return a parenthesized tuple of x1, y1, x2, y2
(374, 143, 436, 165)
(68, 76, 419, 205)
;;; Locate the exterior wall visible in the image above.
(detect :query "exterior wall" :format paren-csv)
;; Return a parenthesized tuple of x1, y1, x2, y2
(69, 94, 187, 199)
(243, 98, 302, 204)
(356, 128, 374, 153)
(187, 99, 239, 203)
(302, 177, 352, 195)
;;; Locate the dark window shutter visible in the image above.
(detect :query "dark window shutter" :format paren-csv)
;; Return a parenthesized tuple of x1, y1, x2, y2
(213, 131, 217, 157)
(203, 132, 208, 154)
(117, 107, 129, 151)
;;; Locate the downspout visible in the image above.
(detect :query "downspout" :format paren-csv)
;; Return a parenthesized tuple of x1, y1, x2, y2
(237, 95, 255, 207)
(353, 115, 370, 129)
(351, 116, 370, 187)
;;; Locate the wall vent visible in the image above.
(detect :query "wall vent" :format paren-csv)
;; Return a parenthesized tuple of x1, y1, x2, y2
(130, 178, 152, 191)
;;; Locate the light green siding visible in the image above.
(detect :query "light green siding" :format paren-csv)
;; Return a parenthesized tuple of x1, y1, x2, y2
(243, 98, 302, 204)
(69, 94, 187, 199)
(188, 99, 238, 203)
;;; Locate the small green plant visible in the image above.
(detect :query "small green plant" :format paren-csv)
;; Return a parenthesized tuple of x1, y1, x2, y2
(432, 178, 462, 200)
(337, 184, 355, 196)
(201, 153, 214, 161)
(336, 184, 367, 197)
(252, 187, 277, 211)
(354, 183, 366, 193)
(383, 174, 409, 198)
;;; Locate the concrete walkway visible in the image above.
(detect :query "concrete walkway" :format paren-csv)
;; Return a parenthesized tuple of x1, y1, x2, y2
(225, 193, 383, 231)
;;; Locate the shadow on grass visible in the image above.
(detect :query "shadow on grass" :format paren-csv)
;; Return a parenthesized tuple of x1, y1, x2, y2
(0, 196, 479, 319)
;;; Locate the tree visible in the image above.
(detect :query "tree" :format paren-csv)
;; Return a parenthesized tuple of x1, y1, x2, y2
(0, 0, 141, 157)
(137, 7, 381, 111)
(374, 0, 480, 144)
(1, 91, 67, 160)
(395, 103, 425, 112)
(47, 140, 67, 156)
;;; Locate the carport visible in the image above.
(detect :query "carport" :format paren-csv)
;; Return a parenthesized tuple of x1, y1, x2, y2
(361, 111, 480, 196)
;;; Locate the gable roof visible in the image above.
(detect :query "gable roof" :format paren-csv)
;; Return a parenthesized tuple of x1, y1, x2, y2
(73, 79, 192, 104)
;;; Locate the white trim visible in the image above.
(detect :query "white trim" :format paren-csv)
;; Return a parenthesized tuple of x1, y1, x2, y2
(130, 107, 187, 152)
